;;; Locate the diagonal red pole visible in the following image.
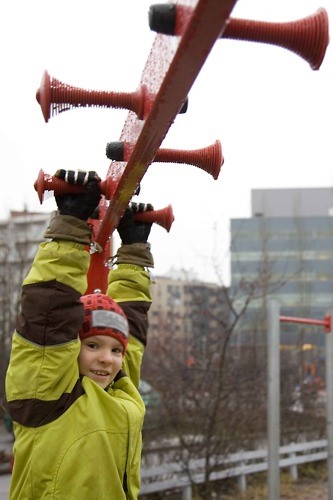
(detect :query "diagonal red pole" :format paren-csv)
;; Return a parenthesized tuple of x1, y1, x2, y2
(87, 0, 238, 292)
(94, 0, 238, 250)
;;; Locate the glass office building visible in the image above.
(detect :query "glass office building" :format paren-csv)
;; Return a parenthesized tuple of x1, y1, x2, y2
(231, 188, 333, 346)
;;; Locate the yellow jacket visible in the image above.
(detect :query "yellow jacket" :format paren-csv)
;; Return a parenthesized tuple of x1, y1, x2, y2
(5, 238, 152, 499)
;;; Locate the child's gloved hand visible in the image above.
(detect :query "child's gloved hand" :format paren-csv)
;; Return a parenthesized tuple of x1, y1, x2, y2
(117, 202, 153, 244)
(54, 169, 102, 221)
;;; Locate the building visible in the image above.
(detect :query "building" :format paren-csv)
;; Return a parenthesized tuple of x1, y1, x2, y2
(231, 188, 333, 346)
(0, 211, 50, 385)
(148, 275, 229, 362)
(0, 211, 50, 323)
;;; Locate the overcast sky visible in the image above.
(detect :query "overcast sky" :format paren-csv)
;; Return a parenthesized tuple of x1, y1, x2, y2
(0, 0, 332, 283)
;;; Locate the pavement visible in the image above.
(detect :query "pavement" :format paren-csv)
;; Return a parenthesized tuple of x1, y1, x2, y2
(0, 422, 13, 499)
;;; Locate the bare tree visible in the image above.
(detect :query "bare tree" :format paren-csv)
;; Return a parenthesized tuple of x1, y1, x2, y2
(141, 280, 270, 498)
(140, 215, 327, 497)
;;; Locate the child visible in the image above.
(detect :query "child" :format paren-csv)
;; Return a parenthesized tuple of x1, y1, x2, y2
(5, 170, 155, 499)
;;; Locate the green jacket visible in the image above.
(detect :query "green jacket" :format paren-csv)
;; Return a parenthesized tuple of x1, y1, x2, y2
(5, 238, 152, 499)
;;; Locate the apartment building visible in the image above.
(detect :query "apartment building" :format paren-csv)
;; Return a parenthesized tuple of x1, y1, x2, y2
(148, 275, 228, 360)
(0, 211, 50, 358)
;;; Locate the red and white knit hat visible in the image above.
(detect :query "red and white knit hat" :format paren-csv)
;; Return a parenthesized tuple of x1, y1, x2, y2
(80, 293, 129, 352)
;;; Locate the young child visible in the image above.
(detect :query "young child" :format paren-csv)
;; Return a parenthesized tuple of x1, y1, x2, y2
(5, 170, 155, 499)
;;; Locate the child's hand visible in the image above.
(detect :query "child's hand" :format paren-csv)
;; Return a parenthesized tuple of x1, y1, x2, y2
(117, 202, 154, 244)
(54, 170, 102, 221)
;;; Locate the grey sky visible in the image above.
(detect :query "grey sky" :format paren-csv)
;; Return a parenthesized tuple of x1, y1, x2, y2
(0, 0, 331, 282)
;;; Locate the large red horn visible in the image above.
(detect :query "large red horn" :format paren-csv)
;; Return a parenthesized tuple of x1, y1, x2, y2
(149, 4, 329, 70)
(36, 70, 146, 122)
(36, 71, 188, 122)
(106, 140, 223, 180)
(223, 8, 329, 71)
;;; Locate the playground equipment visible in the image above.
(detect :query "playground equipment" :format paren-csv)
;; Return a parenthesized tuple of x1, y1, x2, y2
(268, 301, 333, 500)
(149, 5, 328, 70)
(35, 1, 329, 294)
(34, 169, 174, 233)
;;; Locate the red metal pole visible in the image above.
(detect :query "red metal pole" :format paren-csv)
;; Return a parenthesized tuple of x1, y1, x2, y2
(279, 314, 331, 333)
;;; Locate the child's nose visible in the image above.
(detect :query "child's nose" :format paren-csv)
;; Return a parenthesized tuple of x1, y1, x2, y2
(99, 349, 113, 364)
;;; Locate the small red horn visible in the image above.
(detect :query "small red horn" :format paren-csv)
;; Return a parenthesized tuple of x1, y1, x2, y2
(33, 170, 174, 232)
(34, 169, 116, 203)
(133, 205, 174, 232)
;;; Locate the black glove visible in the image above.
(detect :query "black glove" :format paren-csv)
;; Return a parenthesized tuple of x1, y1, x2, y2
(117, 202, 153, 244)
(54, 169, 102, 221)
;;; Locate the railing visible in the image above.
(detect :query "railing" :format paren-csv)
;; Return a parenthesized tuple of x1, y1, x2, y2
(140, 439, 327, 497)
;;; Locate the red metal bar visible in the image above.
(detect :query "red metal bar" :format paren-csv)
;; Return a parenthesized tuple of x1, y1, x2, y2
(280, 314, 331, 333)
(88, 0, 238, 291)
(94, 0, 238, 250)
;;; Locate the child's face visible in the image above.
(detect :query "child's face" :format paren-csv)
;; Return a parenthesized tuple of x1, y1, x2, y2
(78, 335, 123, 389)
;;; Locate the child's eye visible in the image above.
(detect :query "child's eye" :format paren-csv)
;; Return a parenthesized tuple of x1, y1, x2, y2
(87, 343, 98, 349)
(112, 347, 122, 354)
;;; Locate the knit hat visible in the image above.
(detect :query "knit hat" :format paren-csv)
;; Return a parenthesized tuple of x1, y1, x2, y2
(80, 293, 129, 352)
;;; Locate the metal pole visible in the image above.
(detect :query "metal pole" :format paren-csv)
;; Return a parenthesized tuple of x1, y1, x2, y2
(268, 299, 280, 500)
(325, 310, 333, 500)
(182, 484, 192, 500)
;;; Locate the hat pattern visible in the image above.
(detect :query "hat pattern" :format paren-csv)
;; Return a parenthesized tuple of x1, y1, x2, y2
(80, 293, 129, 351)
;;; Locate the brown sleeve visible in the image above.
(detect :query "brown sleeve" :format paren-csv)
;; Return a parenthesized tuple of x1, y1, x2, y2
(119, 301, 151, 346)
(17, 280, 84, 346)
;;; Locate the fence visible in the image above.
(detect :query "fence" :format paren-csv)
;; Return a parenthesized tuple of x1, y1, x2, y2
(140, 439, 327, 497)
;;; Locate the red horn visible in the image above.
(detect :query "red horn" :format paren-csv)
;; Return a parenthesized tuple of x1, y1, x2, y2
(133, 205, 174, 232)
(149, 4, 329, 70)
(223, 8, 329, 70)
(106, 140, 223, 180)
(33, 170, 174, 232)
(33, 169, 116, 203)
(36, 70, 146, 122)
